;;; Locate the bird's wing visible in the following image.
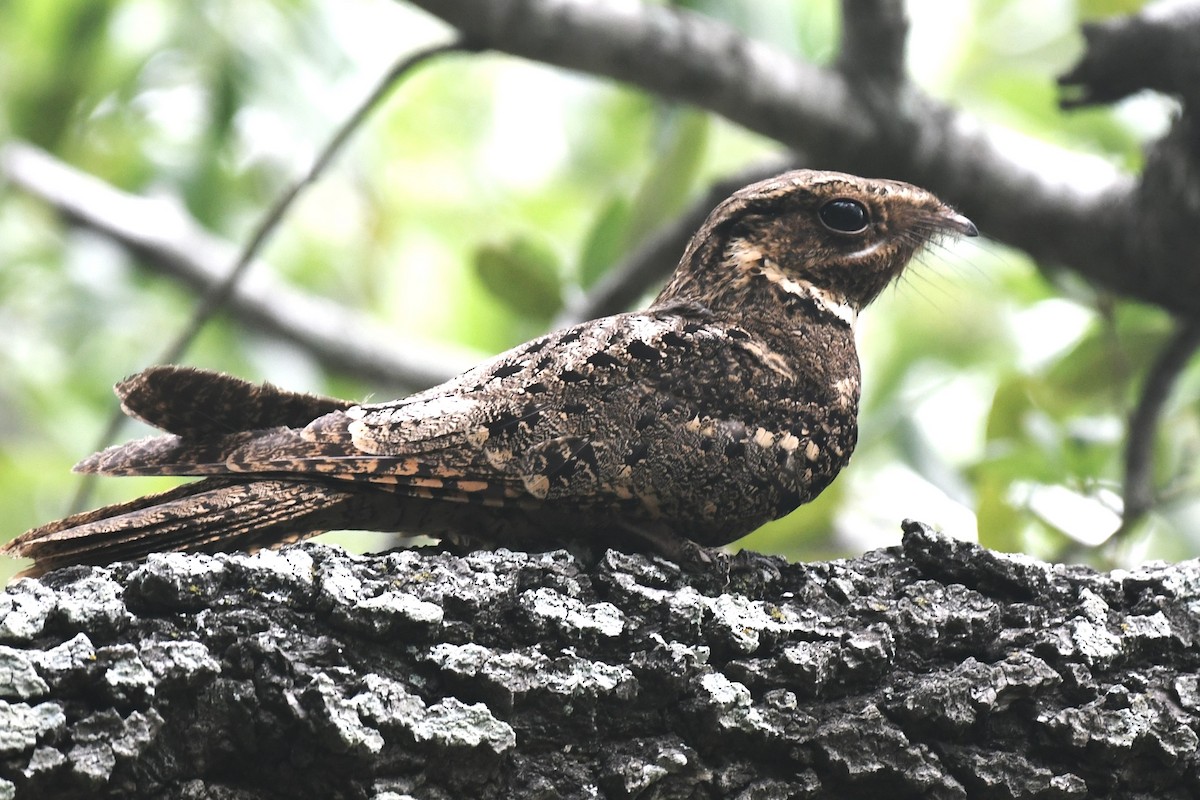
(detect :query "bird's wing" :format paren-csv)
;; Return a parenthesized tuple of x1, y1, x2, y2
(79, 310, 782, 509)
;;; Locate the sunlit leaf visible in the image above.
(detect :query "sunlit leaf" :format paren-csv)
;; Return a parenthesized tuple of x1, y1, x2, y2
(1038, 323, 1168, 411)
(985, 375, 1034, 442)
(975, 475, 1025, 552)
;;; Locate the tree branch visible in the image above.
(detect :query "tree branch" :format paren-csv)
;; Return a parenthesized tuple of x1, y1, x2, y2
(0, 142, 473, 391)
(403, 0, 1200, 320)
(837, 0, 909, 82)
(1059, 0, 1200, 110)
(3, 524, 1199, 798)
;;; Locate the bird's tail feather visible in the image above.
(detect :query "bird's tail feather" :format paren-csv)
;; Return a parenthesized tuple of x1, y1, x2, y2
(117, 365, 352, 438)
(1, 477, 359, 576)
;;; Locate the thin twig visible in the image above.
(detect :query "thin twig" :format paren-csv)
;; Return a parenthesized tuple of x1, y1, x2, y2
(159, 38, 468, 368)
(1120, 317, 1200, 531)
(70, 38, 467, 512)
(0, 142, 475, 388)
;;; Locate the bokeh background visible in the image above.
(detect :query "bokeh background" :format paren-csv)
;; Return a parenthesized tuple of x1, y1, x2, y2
(2, 0, 1193, 583)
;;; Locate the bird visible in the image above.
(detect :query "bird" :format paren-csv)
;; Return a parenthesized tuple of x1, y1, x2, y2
(2, 170, 977, 575)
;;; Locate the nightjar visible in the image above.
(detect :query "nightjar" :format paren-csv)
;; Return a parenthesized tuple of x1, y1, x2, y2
(3, 170, 976, 574)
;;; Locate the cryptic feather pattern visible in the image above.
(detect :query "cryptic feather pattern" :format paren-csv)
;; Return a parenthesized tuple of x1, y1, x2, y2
(3, 170, 976, 573)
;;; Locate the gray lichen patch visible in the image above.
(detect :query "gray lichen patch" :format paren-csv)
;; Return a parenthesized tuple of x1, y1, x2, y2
(227, 546, 317, 602)
(303, 672, 386, 756)
(344, 672, 516, 756)
(95, 644, 156, 704)
(0, 580, 56, 643)
(597, 737, 701, 796)
(124, 552, 227, 611)
(1041, 685, 1200, 761)
(26, 633, 95, 689)
(0, 647, 49, 701)
(518, 586, 625, 641)
(139, 640, 220, 688)
(410, 697, 516, 753)
(64, 709, 163, 788)
(817, 704, 966, 798)
(53, 573, 130, 636)
(0, 701, 65, 756)
(331, 589, 444, 640)
(427, 642, 637, 710)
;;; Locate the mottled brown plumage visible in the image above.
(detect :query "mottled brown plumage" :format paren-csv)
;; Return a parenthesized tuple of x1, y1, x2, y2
(2, 170, 976, 574)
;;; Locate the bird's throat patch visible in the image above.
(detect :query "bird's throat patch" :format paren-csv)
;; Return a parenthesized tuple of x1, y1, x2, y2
(727, 241, 857, 327)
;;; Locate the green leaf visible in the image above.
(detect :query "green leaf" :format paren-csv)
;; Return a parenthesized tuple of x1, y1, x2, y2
(975, 475, 1025, 552)
(473, 237, 564, 321)
(578, 196, 632, 289)
(1038, 323, 1168, 412)
(985, 375, 1034, 442)
(623, 109, 710, 248)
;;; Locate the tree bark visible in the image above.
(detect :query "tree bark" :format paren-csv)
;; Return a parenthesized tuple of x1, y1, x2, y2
(2, 523, 1198, 799)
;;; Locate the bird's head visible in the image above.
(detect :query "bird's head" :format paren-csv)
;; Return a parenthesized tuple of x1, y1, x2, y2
(657, 170, 977, 321)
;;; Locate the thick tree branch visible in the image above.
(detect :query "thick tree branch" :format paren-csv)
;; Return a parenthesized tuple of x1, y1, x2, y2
(837, 0, 909, 82)
(0, 142, 474, 391)
(3, 525, 1199, 798)
(1059, 1, 1200, 110)
(403, 0, 1200, 320)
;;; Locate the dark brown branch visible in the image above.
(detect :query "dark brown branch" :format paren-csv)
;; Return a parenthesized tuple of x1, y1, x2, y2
(1122, 318, 1200, 527)
(0, 142, 473, 390)
(837, 0, 909, 81)
(1059, 0, 1200, 110)
(405, 0, 1181, 319)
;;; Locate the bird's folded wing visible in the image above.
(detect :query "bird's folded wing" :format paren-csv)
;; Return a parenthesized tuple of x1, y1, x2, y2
(77, 311, 738, 505)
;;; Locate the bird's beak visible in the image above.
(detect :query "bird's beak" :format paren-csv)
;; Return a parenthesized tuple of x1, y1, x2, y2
(945, 211, 979, 237)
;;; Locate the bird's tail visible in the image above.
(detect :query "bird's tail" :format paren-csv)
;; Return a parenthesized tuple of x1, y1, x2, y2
(1, 477, 363, 577)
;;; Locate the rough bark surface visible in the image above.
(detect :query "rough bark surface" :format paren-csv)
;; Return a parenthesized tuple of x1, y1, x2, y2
(1, 522, 1198, 799)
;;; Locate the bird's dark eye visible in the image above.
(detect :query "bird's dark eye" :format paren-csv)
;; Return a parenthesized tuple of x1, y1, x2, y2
(818, 199, 870, 233)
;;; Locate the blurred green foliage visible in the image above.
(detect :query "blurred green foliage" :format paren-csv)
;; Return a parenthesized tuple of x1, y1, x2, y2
(1, 0, 1193, 584)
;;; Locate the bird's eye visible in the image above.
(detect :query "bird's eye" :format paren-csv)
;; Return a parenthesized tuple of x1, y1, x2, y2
(818, 199, 870, 233)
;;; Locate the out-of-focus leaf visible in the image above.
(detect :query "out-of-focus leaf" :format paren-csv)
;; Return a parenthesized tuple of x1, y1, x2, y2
(975, 474, 1025, 552)
(566, 88, 654, 180)
(973, 442, 1065, 486)
(578, 195, 631, 289)
(985, 375, 1034, 442)
(473, 237, 564, 322)
(1037, 323, 1168, 411)
(624, 109, 709, 248)
(1077, 0, 1150, 20)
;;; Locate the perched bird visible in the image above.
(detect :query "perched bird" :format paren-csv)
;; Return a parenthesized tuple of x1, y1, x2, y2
(2, 170, 976, 575)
